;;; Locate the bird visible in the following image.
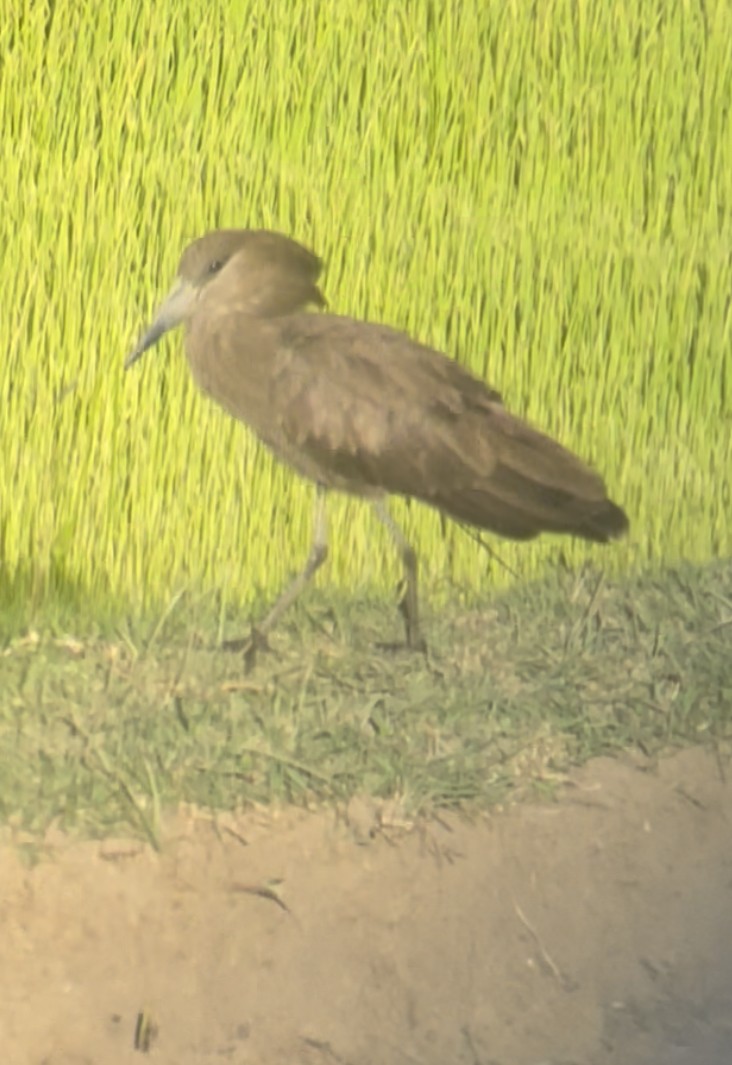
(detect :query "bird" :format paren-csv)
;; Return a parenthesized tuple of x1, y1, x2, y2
(127, 228, 629, 662)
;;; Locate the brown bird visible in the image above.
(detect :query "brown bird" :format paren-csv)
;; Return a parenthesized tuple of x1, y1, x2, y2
(127, 228, 628, 659)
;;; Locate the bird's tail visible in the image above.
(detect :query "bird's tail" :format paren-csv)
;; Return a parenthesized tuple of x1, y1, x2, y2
(439, 464, 629, 543)
(421, 410, 629, 544)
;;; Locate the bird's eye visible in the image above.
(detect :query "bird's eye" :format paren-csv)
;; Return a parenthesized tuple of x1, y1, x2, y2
(208, 259, 224, 275)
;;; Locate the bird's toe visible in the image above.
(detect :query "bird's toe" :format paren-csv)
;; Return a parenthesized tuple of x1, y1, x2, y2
(221, 626, 272, 670)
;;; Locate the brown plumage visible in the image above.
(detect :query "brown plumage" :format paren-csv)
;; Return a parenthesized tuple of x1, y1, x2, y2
(127, 228, 628, 659)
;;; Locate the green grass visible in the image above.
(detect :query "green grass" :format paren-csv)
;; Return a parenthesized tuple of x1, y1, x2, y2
(1, 560, 729, 845)
(0, 0, 730, 624)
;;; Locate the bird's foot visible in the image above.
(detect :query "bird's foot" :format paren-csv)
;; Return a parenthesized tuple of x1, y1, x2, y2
(406, 631, 428, 655)
(375, 639, 428, 655)
(221, 626, 272, 671)
(375, 630, 428, 655)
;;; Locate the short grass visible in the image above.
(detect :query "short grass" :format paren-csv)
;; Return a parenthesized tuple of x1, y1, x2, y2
(1, 560, 729, 848)
(1, 0, 731, 623)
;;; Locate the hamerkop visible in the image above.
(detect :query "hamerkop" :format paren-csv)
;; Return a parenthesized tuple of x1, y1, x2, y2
(127, 228, 628, 658)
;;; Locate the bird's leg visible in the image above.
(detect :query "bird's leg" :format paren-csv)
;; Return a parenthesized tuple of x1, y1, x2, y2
(257, 485, 328, 637)
(373, 501, 427, 653)
(224, 486, 328, 666)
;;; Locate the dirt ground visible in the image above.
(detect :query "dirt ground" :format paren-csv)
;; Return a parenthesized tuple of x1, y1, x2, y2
(1, 747, 730, 1065)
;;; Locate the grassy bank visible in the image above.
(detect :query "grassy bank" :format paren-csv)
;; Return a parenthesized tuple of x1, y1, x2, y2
(1, 560, 729, 845)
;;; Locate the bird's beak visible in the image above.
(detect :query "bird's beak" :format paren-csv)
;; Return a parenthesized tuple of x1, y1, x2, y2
(125, 278, 195, 369)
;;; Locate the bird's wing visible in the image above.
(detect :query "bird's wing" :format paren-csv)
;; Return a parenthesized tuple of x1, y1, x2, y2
(272, 316, 496, 480)
(271, 315, 627, 543)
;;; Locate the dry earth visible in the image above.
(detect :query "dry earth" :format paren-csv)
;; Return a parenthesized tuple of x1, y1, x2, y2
(1, 747, 731, 1065)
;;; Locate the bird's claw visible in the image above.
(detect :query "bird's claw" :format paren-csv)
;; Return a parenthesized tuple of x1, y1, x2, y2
(221, 626, 272, 670)
(407, 633, 428, 655)
(375, 633, 428, 655)
(374, 642, 428, 656)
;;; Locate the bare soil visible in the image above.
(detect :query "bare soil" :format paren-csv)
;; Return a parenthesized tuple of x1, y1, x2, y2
(1, 747, 731, 1065)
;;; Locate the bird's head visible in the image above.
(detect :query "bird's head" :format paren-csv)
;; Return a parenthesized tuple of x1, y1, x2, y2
(126, 229, 325, 369)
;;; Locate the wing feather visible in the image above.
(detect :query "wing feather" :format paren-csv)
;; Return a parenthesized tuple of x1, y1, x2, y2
(270, 315, 628, 543)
